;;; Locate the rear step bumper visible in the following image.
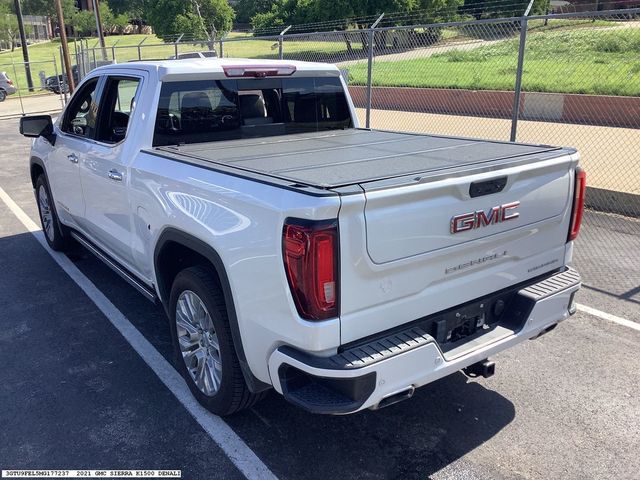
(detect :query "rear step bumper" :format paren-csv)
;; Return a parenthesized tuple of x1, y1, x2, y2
(268, 268, 581, 414)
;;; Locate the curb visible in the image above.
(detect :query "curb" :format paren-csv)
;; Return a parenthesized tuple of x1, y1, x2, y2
(586, 187, 640, 218)
(348, 86, 640, 129)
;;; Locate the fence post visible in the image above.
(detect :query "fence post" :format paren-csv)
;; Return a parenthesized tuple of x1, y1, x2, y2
(365, 13, 385, 129)
(137, 37, 147, 61)
(174, 34, 184, 59)
(510, 0, 535, 141)
(59, 46, 68, 103)
(219, 34, 226, 58)
(52, 55, 65, 108)
(278, 25, 292, 60)
(11, 59, 25, 115)
(73, 36, 79, 71)
(111, 39, 120, 63)
(510, 17, 528, 142)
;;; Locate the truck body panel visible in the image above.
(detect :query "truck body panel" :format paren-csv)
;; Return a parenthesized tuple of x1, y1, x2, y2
(24, 58, 583, 414)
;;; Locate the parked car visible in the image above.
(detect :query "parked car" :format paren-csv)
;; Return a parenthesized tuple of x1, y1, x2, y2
(45, 61, 112, 94)
(19, 59, 584, 416)
(0, 71, 17, 101)
(44, 65, 79, 94)
(168, 50, 218, 60)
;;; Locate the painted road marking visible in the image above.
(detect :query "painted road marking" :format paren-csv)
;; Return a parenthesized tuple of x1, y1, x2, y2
(0, 186, 277, 480)
(576, 303, 640, 332)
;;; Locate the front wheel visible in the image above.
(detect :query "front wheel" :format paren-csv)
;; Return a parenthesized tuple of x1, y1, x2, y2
(35, 175, 72, 251)
(169, 266, 265, 416)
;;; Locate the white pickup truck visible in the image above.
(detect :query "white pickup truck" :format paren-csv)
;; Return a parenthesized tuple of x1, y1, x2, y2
(20, 59, 584, 416)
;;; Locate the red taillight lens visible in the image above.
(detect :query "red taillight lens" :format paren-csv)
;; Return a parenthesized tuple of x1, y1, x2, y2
(223, 64, 297, 78)
(568, 168, 586, 242)
(7, 79, 13, 85)
(283, 219, 339, 320)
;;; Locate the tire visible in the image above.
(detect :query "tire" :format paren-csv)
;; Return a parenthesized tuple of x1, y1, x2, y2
(0, 90, 6, 102)
(35, 174, 72, 251)
(169, 266, 265, 416)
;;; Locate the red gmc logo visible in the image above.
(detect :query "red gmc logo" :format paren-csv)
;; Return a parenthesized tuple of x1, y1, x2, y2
(450, 201, 520, 234)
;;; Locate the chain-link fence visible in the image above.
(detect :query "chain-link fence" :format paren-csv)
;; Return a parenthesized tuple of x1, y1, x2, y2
(0, 57, 66, 118)
(217, 9, 640, 304)
(7, 8, 639, 304)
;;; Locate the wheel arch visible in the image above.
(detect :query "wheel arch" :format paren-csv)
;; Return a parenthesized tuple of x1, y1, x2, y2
(30, 156, 46, 188)
(154, 228, 270, 393)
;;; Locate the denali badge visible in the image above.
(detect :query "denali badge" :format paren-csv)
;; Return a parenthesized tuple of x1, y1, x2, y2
(445, 250, 508, 274)
(450, 201, 520, 234)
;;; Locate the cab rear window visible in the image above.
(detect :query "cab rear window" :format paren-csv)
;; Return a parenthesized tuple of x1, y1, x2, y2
(153, 76, 352, 146)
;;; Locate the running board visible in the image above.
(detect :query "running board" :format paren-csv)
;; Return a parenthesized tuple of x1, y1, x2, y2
(70, 231, 158, 304)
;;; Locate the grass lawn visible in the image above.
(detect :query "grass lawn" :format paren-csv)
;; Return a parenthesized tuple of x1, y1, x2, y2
(0, 33, 362, 95)
(348, 27, 640, 97)
(3, 23, 638, 98)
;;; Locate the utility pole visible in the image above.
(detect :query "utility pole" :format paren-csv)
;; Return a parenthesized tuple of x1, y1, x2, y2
(92, 0, 107, 60)
(14, 0, 34, 92)
(54, 0, 75, 93)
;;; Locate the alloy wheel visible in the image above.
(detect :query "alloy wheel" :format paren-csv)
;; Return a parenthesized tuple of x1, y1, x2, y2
(175, 290, 223, 396)
(38, 185, 55, 242)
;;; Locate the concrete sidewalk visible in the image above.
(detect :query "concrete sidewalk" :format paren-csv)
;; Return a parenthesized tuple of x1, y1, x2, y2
(0, 93, 64, 118)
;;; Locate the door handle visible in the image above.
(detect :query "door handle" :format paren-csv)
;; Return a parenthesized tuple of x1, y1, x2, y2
(108, 169, 123, 182)
(67, 153, 78, 164)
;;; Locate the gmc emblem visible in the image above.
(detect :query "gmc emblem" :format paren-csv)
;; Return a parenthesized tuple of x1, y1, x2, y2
(450, 201, 520, 234)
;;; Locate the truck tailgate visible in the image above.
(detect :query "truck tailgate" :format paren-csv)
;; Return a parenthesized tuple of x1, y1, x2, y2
(363, 157, 571, 263)
(338, 150, 579, 344)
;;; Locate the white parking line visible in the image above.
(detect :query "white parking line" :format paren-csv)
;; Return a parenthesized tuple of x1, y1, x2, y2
(576, 304, 640, 332)
(0, 187, 277, 480)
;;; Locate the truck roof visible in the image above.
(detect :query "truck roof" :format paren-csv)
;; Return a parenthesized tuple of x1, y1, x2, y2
(92, 58, 341, 81)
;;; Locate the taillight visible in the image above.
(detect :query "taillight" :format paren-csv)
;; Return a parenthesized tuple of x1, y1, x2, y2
(568, 168, 586, 242)
(283, 219, 339, 320)
(7, 79, 13, 85)
(223, 64, 296, 78)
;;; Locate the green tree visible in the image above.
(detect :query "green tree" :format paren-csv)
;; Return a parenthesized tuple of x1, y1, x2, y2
(107, 0, 146, 18)
(249, 0, 462, 33)
(0, 1, 19, 51)
(234, 0, 273, 24)
(462, 0, 550, 19)
(147, 0, 234, 41)
(72, 9, 95, 36)
(22, 0, 77, 23)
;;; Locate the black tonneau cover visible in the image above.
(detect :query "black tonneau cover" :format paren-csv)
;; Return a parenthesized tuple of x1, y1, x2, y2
(153, 129, 567, 189)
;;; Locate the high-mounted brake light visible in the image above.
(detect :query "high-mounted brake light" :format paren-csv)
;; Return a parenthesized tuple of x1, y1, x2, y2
(283, 219, 339, 321)
(223, 64, 297, 78)
(568, 168, 586, 242)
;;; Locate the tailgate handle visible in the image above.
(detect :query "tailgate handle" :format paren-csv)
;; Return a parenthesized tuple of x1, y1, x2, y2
(469, 176, 507, 198)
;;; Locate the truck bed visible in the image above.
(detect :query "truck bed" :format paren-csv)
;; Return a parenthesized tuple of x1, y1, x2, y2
(152, 129, 570, 189)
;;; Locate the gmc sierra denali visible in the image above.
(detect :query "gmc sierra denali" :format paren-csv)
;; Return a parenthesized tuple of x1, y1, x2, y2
(19, 58, 584, 416)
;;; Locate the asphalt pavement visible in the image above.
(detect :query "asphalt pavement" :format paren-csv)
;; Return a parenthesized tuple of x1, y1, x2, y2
(0, 118, 638, 480)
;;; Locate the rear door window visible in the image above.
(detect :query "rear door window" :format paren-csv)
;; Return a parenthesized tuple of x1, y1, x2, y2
(153, 76, 352, 146)
(95, 76, 141, 143)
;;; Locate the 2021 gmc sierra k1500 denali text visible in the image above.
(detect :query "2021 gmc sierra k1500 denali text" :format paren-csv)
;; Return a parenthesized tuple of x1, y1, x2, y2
(19, 58, 584, 416)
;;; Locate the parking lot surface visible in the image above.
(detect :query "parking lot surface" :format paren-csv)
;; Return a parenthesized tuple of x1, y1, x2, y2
(1, 118, 638, 479)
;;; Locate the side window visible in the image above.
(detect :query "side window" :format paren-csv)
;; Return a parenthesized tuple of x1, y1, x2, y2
(96, 76, 141, 144)
(62, 78, 100, 139)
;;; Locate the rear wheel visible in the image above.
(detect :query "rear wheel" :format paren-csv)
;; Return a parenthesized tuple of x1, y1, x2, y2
(169, 266, 265, 416)
(35, 174, 72, 251)
(0, 89, 6, 102)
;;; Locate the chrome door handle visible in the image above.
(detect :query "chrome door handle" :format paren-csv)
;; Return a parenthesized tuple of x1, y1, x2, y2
(108, 169, 123, 182)
(67, 153, 78, 164)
